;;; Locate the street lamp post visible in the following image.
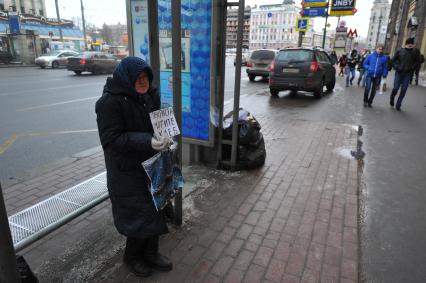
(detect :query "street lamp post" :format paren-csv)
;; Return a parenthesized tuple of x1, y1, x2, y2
(54, 0, 63, 42)
(80, 0, 88, 50)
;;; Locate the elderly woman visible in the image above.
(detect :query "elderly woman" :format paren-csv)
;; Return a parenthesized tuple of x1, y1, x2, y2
(95, 57, 173, 277)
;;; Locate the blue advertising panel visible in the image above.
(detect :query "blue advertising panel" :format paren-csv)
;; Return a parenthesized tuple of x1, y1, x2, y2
(130, 0, 212, 142)
(302, 7, 326, 17)
(157, 0, 212, 141)
(130, 1, 150, 63)
(8, 12, 21, 34)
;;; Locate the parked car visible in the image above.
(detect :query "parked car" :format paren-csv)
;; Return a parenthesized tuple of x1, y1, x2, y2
(35, 50, 79, 69)
(246, 49, 277, 81)
(269, 48, 336, 98)
(67, 52, 120, 75)
(0, 51, 13, 64)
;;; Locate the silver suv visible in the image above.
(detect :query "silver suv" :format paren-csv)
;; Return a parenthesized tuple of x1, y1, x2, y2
(246, 49, 277, 81)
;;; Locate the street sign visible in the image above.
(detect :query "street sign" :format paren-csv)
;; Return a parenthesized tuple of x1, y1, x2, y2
(301, 7, 326, 17)
(296, 17, 309, 32)
(267, 12, 273, 18)
(329, 0, 357, 16)
(302, 0, 328, 8)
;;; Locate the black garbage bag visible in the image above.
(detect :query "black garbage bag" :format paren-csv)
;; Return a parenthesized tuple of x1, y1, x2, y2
(222, 108, 261, 145)
(238, 137, 266, 170)
(16, 255, 39, 283)
(221, 109, 266, 170)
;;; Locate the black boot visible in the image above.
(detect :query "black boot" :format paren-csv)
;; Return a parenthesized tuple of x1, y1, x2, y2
(124, 237, 152, 277)
(144, 236, 173, 271)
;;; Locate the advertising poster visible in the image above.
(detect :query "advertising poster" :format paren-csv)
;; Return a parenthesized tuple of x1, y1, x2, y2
(8, 12, 21, 34)
(130, 0, 150, 63)
(329, 0, 356, 16)
(157, 0, 212, 141)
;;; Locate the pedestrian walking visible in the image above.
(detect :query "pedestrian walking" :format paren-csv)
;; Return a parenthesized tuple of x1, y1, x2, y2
(410, 52, 425, 85)
(346, 49, 358, 87)
(95, 56, 174, 277)
(390, 38, 421, 110)
(357, 50, 370, 87)
(363, 44, 388, 107)
(338, 54, 347, 77)
(330, 50, 338, 65)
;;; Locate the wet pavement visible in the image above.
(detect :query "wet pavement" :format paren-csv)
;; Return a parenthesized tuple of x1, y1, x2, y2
(238, 73, 426, 282)
(3, 68, 426, 282)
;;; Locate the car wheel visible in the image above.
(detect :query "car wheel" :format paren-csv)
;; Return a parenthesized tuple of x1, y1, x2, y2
(52, 61, 59, 69)
(249, 75, 255, 82)
(326, 78, 336, 91)
(74, 71, 82, 75)
(270, 89, 279, 97)
(314, 79, 325, 99)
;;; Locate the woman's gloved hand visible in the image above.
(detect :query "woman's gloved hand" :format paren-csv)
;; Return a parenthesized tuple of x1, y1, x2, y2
(151, 135, 173, 151)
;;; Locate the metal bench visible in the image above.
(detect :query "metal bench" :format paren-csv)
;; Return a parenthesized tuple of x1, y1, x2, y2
(8, 172, 108, 252)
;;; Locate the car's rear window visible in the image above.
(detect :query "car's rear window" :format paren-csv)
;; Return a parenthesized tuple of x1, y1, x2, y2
(81, 52, 101, 58)
(250, 50, 275, 60)
(277, 50, 313, 62)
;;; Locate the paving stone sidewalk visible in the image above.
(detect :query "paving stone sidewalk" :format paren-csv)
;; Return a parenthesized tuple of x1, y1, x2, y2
(2, 110, 361, 282)
(94, 116, 360, 282)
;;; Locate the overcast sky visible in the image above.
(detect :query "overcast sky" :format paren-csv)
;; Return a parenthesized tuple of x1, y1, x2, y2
(45, 0, 374, 37)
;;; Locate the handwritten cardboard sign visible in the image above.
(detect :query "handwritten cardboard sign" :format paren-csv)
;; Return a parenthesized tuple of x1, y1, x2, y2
(149, 107, 181, 138)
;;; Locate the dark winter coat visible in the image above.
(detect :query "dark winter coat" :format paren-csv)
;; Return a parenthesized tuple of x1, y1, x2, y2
(392, 47, 421, 74)
(346, 52, 358, 69)
(95, 57, 168, 239)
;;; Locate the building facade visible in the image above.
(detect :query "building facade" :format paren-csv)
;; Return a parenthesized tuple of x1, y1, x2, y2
(0, 0, 84, 64)
(302, 29, 335, 50)
(366, 0, 390, 49)
(249, 0, 299, 50)
(0, 0, 46, 16)
(226, 6, 250, 49)
(385, 0, 426, 65)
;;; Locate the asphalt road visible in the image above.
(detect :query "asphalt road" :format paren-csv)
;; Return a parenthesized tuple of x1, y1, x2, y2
(2, 60, 426, 282)
(0, 57, 264, 183)
(0, 67, 108, 182)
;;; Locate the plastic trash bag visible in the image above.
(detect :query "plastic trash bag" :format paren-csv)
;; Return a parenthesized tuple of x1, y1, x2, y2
(142, 143, 184, 211)
(221, 108, 266, 170)
(378, 78, 387, 95)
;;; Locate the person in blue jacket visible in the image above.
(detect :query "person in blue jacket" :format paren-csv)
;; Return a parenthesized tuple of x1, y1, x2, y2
(363, 44, 388, 107)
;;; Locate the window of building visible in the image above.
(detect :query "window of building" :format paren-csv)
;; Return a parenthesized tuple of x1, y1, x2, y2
(20, 6, 24, 13)
(0, 4, 4, 11)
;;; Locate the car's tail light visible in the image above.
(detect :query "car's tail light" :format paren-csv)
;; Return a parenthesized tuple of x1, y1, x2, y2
(65, 59, 69, 65)
(246, 62, 252, 68)
(309, 61, 319, 72)
(79, 59, 86, 65)
(269, 60, 276, 72)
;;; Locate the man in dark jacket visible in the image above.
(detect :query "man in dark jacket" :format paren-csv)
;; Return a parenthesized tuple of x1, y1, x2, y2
(346, 49, 358, 87)
(95, 57, 173, 277)
(390, 38, 421, 110)
(410, 52, 425, 85)
(363, 44, 388, 107)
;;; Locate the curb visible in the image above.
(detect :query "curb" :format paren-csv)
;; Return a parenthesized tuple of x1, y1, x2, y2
(0, 64, 36, 68)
